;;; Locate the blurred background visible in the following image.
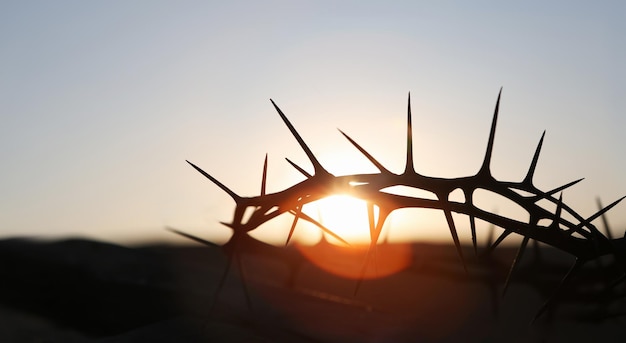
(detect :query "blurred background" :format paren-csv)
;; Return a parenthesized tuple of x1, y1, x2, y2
(1, 1, 624, 246)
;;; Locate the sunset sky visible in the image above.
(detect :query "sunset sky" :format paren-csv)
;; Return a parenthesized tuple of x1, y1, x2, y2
(1, 1, 624, 246)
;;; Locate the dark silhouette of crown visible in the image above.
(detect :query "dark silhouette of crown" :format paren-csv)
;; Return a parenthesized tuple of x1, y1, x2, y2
(177, 89, 625, 322)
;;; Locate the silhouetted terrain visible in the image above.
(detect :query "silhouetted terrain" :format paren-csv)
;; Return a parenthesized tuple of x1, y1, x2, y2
(0, 237, 624, 342)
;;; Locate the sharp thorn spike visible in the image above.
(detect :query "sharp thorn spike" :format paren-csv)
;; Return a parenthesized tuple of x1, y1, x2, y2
(165, 227, 220, 248)
(545, 178, 584, 197)
(285, 158, 312, 178)
(339, 129, 391, 174)
(479, 88, 502, 176)
(286, 205, 301, 245)
(219, 221, 234, 229)
(503, 236, 529, 297)
(261, 154, 268, 196)
(532, 259, 584, 324)
(549, 193, 564, 230)
(291, 210, 351, 246)
(597, 198, 614, 240)
(404, 92, 415, 174)
(372, 209, 390, 245)
(443, 208, 467, 273)
(486, 230, 511, 255)
(367, 202, 376, 242)
(470, 215, 478, 256)
(186, 160, 240, 201)
(270, 99, 327, 176)
(523, 131, 545, 185)
(577, 195, 626, 232)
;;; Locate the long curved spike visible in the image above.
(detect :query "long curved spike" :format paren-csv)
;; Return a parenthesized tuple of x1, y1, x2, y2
(502, 236, 530, 297)
(575, 196, 626, 232)
(354, 210, 391, 295)
(367, 202, 376, 241)
(354, 209, 390, 295)
(523, 131, 545, 185)
(371, 208, 390, 245)
(443, 208, 467, 272)
(290, 210, 351, 246)
(219, 221, 234, 229)
(545, 178, 584, 197)
(532, 259, 584, 324)
(270, 99, 327, 176)
(597, 198, 614, 240)
(485, 229, 511, 255)
(339, 129, 391, 174)
(404, 92, 416, 175)
(186, 160, 240, 201)
(479, 88, 502, 176)
(286, 205, 302, 245)
(285, 158, 312, 178)
(261, 154, 268, 196)
(470, 214, 478, 255)
(549, 193, 564, 230)
(165, 227, 221, 248)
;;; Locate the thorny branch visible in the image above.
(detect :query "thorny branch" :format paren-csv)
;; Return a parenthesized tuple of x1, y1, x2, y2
(179, 89, 625, 321)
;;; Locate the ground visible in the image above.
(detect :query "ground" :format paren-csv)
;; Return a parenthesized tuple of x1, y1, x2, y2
(0, 237, 623, 342)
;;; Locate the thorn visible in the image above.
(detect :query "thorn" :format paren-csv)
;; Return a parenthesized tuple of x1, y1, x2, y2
(261, 154, 268, 196)
(219, 221, 234, 229)
(523, 131, 545, 186)
(371, 209, 389, 245)
(339, 129, 391, 174)
(549, 193, 564, 230)
(479, 88, 502, 177)
(404, 92, 416, 175)
(532, 259, 584, 324)
(597, 198, 614, 240)
(470, 214, 478, 256)
(367, 202, 376, 242)
(575, 195, 626, 233)
(270, 99, 328, 176)
(503, 236, 529, 297)
(285, 158, 312, 178)
(544, 178, 584, 197)
(355, 208, 390, 295)
(186, 160, 240, 201)
(165, 227, 220, 248)
(286, 204, 302, 245)
(485, 230, 511, 255)
(290, 210, 351, 246)
(443, 208, 467, 273)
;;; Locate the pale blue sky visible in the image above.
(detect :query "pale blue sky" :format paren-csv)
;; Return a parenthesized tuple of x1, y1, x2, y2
(1, 1, 624, 245)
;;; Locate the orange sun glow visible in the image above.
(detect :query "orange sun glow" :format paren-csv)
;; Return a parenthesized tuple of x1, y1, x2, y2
(296, 194, 412, 279)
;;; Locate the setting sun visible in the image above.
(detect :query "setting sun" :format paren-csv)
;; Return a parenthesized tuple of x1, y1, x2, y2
(302, 194, 375, 245)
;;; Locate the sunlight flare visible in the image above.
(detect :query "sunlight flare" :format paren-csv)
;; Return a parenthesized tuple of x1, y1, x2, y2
(303, 194, 373, 245)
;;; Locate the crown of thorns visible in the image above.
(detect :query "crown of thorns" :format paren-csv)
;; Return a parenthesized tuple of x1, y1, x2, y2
(180, 89, 625, 321)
